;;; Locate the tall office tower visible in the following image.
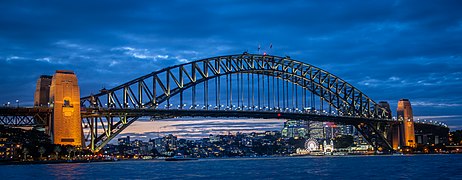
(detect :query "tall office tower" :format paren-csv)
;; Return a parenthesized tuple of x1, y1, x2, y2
(339, 125, 354, 136)
(397, 99, 416, 148)
(34, 75, 53, 107)
(281, 120, 309, 139)
(309, 121, 324, 140)
(49, 70, 83, 147)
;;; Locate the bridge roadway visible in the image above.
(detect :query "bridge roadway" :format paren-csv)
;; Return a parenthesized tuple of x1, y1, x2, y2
(81, 108, 396, 125)
(0, 107, 52, 126)
(1, 106, 447, 130)
(1, 106, 398, 126)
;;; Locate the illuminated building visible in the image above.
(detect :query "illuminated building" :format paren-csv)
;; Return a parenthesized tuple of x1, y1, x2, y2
(49, 70, 83, 147)
(153, 134, 178, 156)
(34, 75, 52, 107)
(118, 136, 131, 146)
(324, 122, 339, 140)
(397, 99, 416, 148)
(281, 120, 309, 139)
(309, 121, 324, 140)
(323, 139, 334, 155)
(339, 125, 354, 136)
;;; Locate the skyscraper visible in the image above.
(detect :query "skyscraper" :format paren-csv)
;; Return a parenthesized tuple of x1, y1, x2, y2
(281, 120, 309, 139)
(309, 121, 324, 140)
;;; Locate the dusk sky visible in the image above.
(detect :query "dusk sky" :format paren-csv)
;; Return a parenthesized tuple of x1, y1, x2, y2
(1, 0, 461, 138)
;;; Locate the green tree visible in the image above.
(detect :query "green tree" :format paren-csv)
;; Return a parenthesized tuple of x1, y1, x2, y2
(54, 146, 61, 160)
(451, 130, 462, 145)
(67, 146, 75, 160)
(334, 135, 354, 148)
(38, 146, 46, 160)
(22, 147, 29, 161)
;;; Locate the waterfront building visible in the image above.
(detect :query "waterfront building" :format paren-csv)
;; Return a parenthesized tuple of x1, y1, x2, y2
(0, 137, 19, 160)
(323, 139, 334, 154)
(153, 134, 178, 156)
(118, 136, 131, 146)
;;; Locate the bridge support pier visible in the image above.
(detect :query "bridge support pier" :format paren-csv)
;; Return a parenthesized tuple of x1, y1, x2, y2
(49, 70, 83, 147)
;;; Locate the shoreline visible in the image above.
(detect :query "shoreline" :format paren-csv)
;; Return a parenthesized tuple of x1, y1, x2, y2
(0, 159, 115, 166)
(2, 152, 460, 165)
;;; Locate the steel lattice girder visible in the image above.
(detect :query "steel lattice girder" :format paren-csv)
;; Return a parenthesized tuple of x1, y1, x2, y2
(79, 53, 396, 152)
(0, 107, 51, 126)
(81, 54, 390, 118)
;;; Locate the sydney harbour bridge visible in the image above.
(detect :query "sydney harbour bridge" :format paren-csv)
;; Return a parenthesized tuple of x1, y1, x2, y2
(0, 53, 448, 153)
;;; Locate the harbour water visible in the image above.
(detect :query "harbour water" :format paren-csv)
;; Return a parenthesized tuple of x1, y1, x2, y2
(1, 154, 462, 179)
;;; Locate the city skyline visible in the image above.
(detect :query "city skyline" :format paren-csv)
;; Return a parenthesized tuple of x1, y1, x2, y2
(0, 0, 461, 132)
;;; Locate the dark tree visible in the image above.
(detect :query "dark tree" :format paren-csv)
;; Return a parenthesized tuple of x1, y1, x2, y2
(334, 135, 354, 148)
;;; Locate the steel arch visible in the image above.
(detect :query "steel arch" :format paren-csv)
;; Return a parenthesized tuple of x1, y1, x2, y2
(80, 53, 393, 152)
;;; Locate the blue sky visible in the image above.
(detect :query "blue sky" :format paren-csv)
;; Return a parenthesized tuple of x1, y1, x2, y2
(0, 0, 461, 134)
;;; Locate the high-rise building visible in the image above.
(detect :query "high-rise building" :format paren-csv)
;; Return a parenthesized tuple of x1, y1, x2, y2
(281, 120, 309, 139)
(118, 136, 131, 146)
(397, 99, 416, 148)
(339, 125, 354, 136)
(49, 70, 83, 147)
(309, 121, 324, 140)
(34, 75, 52, 107)
(153, 134, 178, 156)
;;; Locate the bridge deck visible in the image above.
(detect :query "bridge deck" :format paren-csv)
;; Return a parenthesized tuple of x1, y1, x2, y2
(81, 108, 395, 125)
(0, 107, 52, 126)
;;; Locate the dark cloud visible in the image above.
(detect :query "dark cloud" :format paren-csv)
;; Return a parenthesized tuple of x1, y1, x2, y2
(0, 0, 461, 128)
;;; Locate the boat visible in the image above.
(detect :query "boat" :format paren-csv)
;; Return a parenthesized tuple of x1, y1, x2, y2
(165, 154, 198, 161)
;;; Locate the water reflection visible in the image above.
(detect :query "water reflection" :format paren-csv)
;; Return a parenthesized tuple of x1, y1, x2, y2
(1, 155, 461, 179)
(46, 163, 85, 178)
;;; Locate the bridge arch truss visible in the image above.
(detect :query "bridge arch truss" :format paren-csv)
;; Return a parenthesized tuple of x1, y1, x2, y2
(81, 53, 392, 152)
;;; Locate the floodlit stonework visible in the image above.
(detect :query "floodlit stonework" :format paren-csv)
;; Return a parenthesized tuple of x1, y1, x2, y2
(397, 99, 416, 148)
(49, 70, 83, 147)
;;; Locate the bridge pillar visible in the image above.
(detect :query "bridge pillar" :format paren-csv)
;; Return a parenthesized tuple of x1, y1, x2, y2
(391, 122, 402, 150)
(49, 70, 83, 147)
(397, 99, 416, 148)
(34, 75, 53, 107)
